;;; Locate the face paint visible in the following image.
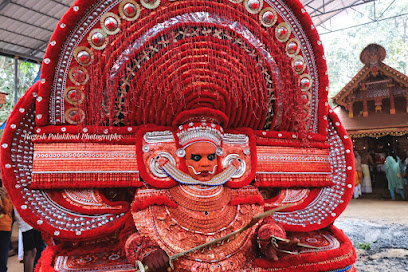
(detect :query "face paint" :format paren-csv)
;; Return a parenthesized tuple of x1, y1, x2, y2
(185, 142, 218, 181)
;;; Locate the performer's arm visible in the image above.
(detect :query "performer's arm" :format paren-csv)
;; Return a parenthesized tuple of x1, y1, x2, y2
(125, 232, 169, 271)
(257, 217, 300, 261)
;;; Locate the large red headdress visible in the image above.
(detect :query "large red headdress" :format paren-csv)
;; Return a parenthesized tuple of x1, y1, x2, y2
(1, 0, 354, 248)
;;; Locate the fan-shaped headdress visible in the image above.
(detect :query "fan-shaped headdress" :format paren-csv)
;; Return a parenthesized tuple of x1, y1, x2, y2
(1, 0, 354, 254)
(34, 0, 326, 134)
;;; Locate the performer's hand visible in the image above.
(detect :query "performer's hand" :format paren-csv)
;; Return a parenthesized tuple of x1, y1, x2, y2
(264, 237, 300, 262)
(142, 248, 170, 272)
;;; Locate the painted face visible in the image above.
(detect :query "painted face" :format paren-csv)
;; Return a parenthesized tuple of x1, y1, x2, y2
(185, 142, 218, 181)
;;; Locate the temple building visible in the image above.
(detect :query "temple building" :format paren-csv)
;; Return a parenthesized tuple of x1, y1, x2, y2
(333, 44, 408, 160)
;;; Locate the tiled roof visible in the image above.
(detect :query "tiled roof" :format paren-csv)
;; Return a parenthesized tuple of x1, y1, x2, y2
(333, 63, 408, 108)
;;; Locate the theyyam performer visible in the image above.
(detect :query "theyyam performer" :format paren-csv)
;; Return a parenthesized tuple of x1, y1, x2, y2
(1, 0, 357, 271)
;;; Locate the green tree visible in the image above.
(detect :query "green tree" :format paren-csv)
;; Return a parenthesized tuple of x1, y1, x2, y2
(0, 56, 40, 134)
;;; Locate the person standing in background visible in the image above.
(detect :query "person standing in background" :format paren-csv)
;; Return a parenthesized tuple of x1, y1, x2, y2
(403, 150, 408, 200)
(0, 185, 13, 272)
(14, 209, 46, 272)
(384, 150, 405, 200)
(361, 150, 375, 193)
(354, 151, 363, 198)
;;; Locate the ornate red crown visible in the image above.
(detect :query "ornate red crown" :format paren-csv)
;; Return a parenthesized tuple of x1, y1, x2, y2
(174, 108, 228, 156)
(176, 122, 223, 148)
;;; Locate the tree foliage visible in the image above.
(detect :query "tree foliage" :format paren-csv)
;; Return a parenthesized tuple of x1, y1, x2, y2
(0, 56, 40, 126)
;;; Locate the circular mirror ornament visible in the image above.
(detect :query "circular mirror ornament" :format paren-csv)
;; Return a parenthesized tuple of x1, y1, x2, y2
(68, 67, 89, 85)
(275, 22, 291, 43)
(244, 0, 263, 14)
(119, 0, 140, 21)
(74, 46, 93, 66)
(259, 8, 277, 27)
(286, 38, 300, 57)
(64, 87, 85, 105)
(88, 29, 108, 50)
(65, 108, 85, 125)
(101, 13, 121, 35)
(299, 74, 313, 91)
(292, 55, 306, 74)
(140, 0, 160, 10)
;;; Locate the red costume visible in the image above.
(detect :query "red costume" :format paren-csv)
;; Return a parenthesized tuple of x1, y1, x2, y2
(1, 0, 356, 271)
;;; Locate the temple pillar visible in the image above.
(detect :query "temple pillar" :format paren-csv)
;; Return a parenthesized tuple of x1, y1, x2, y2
(404, 90, 408, 113)
(345, 95, 355, 118)
(388, 81, 396, 114)
(406, 95, 408, 113)
(361, 83, 368, 117)
(375, 97, 382, 112)
(346, 103, 354, 118)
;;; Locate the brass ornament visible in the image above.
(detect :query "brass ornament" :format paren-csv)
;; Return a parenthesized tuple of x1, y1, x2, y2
(244, 0, 263, 14)
(101, 12, 121, 35)
(299, 74, 313, 91)
(292, 55, 306, 74)
(140, 0, 160, 10)
(275, 22, 291, 43)
(73, 46, 93, 66)
(119, 0, 140, 21)
(259, 7, 277, 27)
(68, 66, 89, 85)
(286, 38, 301, 57)
(64, 87, 85, 105)
(65, 108, 85, 125)
(88, 28, 108, 50)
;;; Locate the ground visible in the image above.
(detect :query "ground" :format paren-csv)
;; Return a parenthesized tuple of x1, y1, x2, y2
(6, 198, 408, 271)
(335, 199, 408, 272)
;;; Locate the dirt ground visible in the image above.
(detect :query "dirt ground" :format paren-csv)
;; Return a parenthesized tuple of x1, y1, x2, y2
(339, 198, 408, 225)
(335, 199, 408, 272)
(6, 198, 408, 271)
